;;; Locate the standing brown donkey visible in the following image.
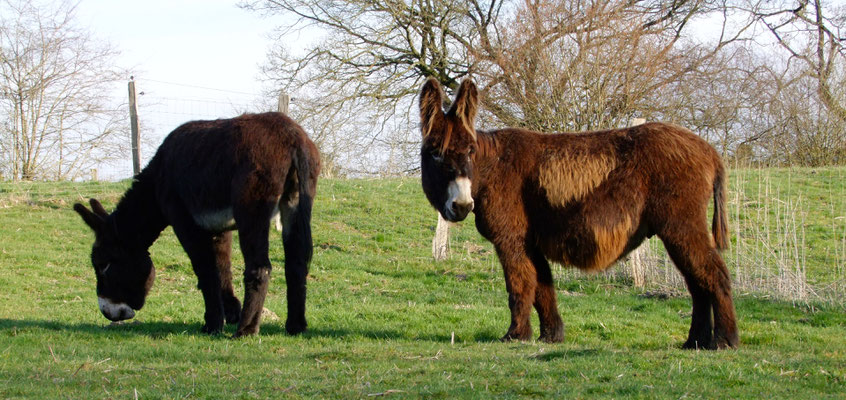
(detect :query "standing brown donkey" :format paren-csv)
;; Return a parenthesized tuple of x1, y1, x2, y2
(418, 78, 738, 349)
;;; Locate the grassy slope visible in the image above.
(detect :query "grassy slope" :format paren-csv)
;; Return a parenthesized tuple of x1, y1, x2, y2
(0, 172, 844, 399)
(729, 167, 846, 286)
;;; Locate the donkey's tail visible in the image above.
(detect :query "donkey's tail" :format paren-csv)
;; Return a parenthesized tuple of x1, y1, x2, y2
(282, 140, 319, 335)
(284, 143, 318, 266)
(712, 164, 729, 251)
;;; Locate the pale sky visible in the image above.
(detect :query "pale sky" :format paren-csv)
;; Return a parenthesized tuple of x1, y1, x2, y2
(77, 0, 277, 95)
(75, 0, 286, 178)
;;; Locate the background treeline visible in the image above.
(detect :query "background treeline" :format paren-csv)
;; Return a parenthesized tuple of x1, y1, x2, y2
(245, 0, 846, 176)
(2, 0, 845, 180)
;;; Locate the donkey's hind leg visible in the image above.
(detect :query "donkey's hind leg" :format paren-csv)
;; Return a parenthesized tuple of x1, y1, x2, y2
(279, 181, 311, 335)
(232, 200, 277, 338)
(661, 229, 738, 349)
(213, 231, 241, 324)
(529, 249, 564, 343)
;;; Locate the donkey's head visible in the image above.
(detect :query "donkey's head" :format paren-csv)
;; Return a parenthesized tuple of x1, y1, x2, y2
(74, 199, 155, 322)
(419, 78, 479, 222)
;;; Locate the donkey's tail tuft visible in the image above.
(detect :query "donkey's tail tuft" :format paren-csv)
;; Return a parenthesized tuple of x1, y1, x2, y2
(712, 165, 729, 251)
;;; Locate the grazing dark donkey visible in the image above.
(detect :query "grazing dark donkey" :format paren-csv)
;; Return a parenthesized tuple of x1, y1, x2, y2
(418, 78, 738, 349)
(74, 112, 320, 337)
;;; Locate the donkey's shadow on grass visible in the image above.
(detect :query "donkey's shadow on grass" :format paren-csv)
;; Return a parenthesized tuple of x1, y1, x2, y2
(0, 318, 501, 343)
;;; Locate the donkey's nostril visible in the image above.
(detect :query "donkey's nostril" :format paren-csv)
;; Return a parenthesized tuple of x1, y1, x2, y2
(453, 201, 473, 212)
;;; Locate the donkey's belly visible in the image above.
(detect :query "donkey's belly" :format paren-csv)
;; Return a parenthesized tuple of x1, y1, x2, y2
(539, 226, 631, 272)
(195, 208, 237, 231)
(193, 204, 282, 232)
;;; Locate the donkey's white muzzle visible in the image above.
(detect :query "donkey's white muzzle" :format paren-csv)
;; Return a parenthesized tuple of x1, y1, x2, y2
(99, 297, 135, 321)
(444, 177, 474, 221)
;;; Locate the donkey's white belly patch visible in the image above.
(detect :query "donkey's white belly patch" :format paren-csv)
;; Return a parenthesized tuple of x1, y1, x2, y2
(195, 205, 282, 232)
(195, 208, 236, 231)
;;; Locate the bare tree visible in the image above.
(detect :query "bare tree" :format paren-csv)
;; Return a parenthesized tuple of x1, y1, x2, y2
(245, 0, 845, 173)
(475, 0, 760, 133)
(242, 0, 508, 175)
(725, 0, 846, 165)
(0, 0, 125, 181)
(653, 0, 846, 166)
(750, 0, 846, 121)
(244, 0, 760, 174)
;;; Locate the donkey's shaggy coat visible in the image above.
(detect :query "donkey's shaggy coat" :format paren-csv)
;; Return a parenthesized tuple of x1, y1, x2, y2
(419, 78, 737, 349)
(75, 112, 319, 337)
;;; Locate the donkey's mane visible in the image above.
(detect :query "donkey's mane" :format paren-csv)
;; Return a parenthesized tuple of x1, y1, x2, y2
(474, 130, 499, 159)
(109, 158, 167, 251)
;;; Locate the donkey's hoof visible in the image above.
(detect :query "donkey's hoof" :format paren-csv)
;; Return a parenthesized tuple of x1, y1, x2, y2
(500, 330, 531, 342)
(225, 312, 241, 325)
(201, 323, 224, 335)
(682, 338, 713, 350)
(224, 307, 241, 325)
(712, 334, 739, 350)
(233, 327, 259, 338)
(538, 330, 564, 343)
(285, 319, 307, 336)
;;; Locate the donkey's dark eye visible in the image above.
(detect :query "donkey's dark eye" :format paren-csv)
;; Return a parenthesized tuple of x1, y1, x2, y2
(431, 152, 444, 163)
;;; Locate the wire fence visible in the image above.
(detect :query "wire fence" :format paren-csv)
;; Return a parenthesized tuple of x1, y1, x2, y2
(101, 78, 271, 180)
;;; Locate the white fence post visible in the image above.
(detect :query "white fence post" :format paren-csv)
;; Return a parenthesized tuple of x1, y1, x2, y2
(278, 92, 290, 115)
(432, 213, 451, 261)
(629, 118, 648, 287)
(128, 79, 141, 176)
(274, 91, 291, 232)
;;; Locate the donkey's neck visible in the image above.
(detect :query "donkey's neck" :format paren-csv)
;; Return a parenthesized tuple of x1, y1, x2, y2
(473, 130, 502, 184)
(110, 175, 167, 251)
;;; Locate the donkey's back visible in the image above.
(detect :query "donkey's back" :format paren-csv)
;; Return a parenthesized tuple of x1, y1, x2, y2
(148, 112, 317, 222)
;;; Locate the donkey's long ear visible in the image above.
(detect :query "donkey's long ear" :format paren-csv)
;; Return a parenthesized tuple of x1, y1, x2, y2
(448, 79, 479, 140)
(74, 202, 105, 233)
(419, 77, 444, 138)
(89, 198, 109, 218)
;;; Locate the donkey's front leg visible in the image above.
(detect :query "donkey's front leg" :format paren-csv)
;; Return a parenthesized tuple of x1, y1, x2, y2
(496, 245, 537, 342)
(233, 204, 275, 338)
(172, 224, 226, 335)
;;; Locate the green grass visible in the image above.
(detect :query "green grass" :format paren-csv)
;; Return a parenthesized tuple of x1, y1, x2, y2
(728, 167, 846, 287)
(0, 172, 844, 398)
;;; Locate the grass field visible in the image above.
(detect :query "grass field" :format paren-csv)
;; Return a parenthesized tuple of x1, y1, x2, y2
(0, 170, 844, 398)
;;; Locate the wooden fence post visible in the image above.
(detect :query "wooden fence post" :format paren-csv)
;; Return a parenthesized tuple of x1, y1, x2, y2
(128, 79, 141, 176)
(274, 91, 291, 232)
(628, 118, 648, 287)
(278, 92, 290, 115)
(432, 213, 451, 261)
